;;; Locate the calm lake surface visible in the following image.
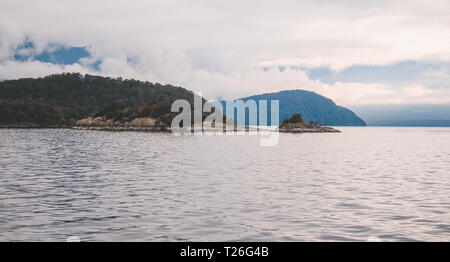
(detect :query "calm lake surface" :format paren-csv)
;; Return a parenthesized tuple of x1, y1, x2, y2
(0, 127, 449, 241)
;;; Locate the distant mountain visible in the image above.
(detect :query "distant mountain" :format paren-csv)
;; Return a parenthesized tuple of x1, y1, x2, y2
(350, 104, 450, 126)
(221, 90, 366, 126)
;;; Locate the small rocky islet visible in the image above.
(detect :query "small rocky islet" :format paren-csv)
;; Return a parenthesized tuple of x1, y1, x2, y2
(278, 113, 341, 133)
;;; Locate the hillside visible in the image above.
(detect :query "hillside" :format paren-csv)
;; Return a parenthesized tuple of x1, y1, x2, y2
(0, 73, 197, 127)
(222, 90, 366, 126)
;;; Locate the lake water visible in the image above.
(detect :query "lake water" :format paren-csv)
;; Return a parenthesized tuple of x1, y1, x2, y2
(0, 127, 449, 241)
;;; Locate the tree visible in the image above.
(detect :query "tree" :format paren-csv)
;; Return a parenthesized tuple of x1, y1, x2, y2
(289, 113, 303, 124)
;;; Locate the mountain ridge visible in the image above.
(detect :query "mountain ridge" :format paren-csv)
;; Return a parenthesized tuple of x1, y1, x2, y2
(221, 89, 366, 126)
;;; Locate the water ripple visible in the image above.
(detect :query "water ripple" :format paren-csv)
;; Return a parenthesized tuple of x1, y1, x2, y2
(0, 127, 449, 241)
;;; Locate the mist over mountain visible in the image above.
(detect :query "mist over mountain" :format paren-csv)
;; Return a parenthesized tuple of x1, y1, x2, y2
(350, 104, 450, 126)
(221, 90, 366, 126)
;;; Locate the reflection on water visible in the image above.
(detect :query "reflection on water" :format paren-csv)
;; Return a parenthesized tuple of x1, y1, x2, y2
(0, 127, 449, 241)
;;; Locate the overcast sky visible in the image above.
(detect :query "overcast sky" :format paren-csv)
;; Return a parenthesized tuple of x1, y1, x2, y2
(1, 0, 450, 105)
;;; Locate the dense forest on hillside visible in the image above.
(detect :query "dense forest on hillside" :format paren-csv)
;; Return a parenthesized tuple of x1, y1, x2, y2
(0, 73, 198, 126)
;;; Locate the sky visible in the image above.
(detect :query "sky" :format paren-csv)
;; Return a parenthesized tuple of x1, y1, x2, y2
(1, 0, 450, 106)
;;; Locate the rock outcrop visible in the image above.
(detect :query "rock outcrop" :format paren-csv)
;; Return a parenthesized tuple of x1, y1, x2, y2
(278, 113, 341, 133)
(74, 116, 167, 131)
(278, 122, 340, 133)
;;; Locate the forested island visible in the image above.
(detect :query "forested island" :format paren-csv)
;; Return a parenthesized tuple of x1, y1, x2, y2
(0, 73, 197, 128)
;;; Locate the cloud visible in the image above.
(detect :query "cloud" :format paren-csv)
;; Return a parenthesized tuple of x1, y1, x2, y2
(2, 0, 450, 105)
(0, 60, 89, 79)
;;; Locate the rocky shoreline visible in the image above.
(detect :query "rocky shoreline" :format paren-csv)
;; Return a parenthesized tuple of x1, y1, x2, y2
(278, 126, 340, 133)
(1, 124, 341, 134)
(72, 125, 340, 133)
(71, 125, 170, 132)
(1, 115, 341, 133)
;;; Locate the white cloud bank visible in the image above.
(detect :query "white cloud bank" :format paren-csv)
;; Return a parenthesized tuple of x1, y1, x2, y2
(1, 0, 450, 105)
